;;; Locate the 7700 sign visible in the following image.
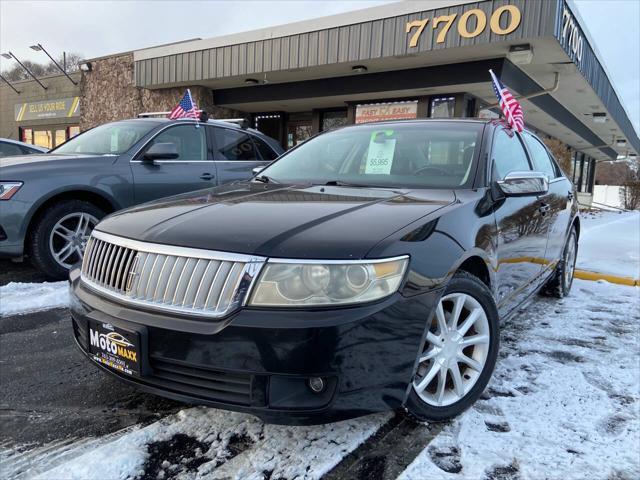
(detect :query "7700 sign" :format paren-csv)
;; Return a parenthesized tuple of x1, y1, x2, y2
(406, 5, 521, 48)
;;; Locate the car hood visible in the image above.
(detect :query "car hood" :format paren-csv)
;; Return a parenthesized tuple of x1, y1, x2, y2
(0, 153, 112, 169)
(96, 183, 456, 259)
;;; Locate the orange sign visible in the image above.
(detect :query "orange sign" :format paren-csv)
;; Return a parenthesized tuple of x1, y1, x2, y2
(355, 101, 418, 124)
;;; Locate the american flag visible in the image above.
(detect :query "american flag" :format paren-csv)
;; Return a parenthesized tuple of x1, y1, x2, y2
(489, 69, 524, 132)
(168, 89, 200, 120)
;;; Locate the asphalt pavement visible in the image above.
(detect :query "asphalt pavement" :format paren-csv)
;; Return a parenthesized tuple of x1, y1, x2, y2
(0, 260, 182, 448)
(0, 261, 438, 479)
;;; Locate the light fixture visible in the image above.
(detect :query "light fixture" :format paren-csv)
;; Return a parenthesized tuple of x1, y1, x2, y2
(0, 51, 47, 90)
(79, 62, 92, 72)
(0, 73, 20, 94)
(352, 65, 368, 73)
(616, 139, 627, 147)
(592, 112, 607, 124)
(507, 44, 533, 65)
(244, 78, 259, 85)
(29, 43, 77, 85)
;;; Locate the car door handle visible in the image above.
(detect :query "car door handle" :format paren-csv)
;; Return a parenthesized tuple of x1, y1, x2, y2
(538, 203, 550, 215)
(200, 173, 215, 180)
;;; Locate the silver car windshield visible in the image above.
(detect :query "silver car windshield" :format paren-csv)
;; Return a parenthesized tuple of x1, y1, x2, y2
(52, 122, 156, 155)
(259, 122, 483, 189)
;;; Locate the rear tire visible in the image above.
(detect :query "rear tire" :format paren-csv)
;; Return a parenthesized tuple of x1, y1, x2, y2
(29, 200, 105, 280)
(542, 227, 578, 298)
(405, 271, 499, 422)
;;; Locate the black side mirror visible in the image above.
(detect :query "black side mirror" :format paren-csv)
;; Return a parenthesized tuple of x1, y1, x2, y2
(497, 171, 549, 196)
(143, 143, 179, 162)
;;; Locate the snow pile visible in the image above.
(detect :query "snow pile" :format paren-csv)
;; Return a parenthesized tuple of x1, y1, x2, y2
(0, 281, 69, 317)
(577, 210, 640, 279)
(31, 408, 390, 480)
(400, 279, 640, 480)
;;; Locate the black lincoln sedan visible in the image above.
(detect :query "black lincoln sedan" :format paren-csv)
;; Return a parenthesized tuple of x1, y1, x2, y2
(69, 119, 579, 424)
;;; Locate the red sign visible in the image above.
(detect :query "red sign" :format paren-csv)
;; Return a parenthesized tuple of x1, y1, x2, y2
(355, 101, 418, 124)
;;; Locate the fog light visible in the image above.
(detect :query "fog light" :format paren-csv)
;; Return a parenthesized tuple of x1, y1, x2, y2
(308, 377, 325, 393)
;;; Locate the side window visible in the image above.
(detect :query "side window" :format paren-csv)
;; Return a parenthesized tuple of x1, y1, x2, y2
(491, 130, 531, 179)
(522, 132, 557, 179)
(22, 145, 42, 154)
(144, 125, 206, 161)
(253, 136, 279, 160)
(0, 142, 24, 157)
(213, 128, 257, 160)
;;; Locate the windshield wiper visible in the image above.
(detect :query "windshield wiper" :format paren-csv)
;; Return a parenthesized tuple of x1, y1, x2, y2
(324, 180, 373, 187)
(253, 175, 278, 184)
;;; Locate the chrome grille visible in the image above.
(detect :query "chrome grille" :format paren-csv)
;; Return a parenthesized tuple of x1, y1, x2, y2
(81, 231, 265, 318)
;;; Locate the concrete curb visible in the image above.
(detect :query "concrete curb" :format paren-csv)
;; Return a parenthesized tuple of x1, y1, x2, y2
(574, 270, 639, 287)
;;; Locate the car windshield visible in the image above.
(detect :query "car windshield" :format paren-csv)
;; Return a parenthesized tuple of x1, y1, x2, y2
(260, 122, 483, 189)
(51, 121, 156, 155)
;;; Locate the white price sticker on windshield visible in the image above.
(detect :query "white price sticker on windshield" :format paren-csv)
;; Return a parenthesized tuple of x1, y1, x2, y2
(365, 131, 396, 175)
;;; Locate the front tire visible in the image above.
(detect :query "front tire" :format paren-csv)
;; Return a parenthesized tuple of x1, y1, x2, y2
(405, 271, 499, 422)
(29, 200, 105, 280)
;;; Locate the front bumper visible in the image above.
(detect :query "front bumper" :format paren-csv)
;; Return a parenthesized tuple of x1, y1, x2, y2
(69, 269, 442, 425)
(0, 198, 29, 257)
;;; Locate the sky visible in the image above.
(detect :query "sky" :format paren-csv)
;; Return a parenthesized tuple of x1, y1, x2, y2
(0, 0, 638, 135)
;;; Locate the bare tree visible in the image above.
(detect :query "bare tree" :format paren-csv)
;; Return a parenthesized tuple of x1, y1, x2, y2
(619, 157, 640, 210)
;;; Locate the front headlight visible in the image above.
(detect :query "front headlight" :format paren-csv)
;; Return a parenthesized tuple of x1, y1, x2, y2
(248, 256, 409, 307)
(0, 182, 23, 200)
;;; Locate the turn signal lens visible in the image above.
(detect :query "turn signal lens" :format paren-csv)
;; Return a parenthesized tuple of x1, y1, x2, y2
(0, 182, 23, 200)
(248, 256, 409, 307)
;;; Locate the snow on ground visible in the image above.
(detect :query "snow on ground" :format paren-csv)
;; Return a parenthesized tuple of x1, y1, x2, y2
(399, 278, 640, 480)
(577, 210, 640, 279)
(0, 281, 69, 317)
(14, 409, 389, 480)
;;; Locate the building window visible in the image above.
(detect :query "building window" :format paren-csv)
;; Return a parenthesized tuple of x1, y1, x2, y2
(254, 114, 282, 146)
(429, 96, 456, 118)
(69, 126, 81, 138)
(572, 152, 596, 194)
(19, 125, 80, 148)
(321, 110, 348, 131)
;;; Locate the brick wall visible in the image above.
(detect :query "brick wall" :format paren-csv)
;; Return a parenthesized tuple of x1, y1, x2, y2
(80, 53, 243, 130)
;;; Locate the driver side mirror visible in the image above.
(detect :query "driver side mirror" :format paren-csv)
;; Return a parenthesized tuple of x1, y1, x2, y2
(497, 171, 549, 196)
(143, 142, 179, 162)
(252, 166, 266, 176)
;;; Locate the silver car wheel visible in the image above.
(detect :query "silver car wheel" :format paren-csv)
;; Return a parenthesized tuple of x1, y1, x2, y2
(413, 292, 491, 407)
(564, 234, 577, 288)
(49, 212, 99, 269)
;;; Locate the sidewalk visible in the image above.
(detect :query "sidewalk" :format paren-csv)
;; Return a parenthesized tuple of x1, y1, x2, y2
(576, 210, 640, 285)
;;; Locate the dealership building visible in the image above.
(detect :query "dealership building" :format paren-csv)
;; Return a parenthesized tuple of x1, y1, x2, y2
(1, 0, 638, 204)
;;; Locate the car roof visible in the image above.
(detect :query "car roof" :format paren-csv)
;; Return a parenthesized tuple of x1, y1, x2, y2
(0, 138, 48, 151)
(329, 117, 530, 135)
(110, 117, 264, 135)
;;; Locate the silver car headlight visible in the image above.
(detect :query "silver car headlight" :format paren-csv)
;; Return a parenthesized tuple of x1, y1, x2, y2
(248, 256, 409, 307)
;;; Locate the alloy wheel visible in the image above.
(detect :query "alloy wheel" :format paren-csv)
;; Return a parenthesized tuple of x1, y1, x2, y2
(564, 234, 577, 289)
(413, 292, 491, 407)
(48, 212, 99, 269)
